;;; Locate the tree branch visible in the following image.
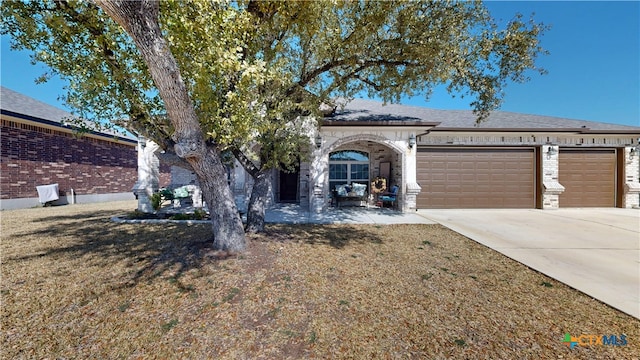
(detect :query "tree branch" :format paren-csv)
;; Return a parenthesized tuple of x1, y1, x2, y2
(156, 150, 194, 171)
(230, 146, 260, 178)
(95, 0, 207, 160)
(288, 56, 419, 97)
(54, 0, 175, 149)
(354, 75, 383, 91)
(289, 58, 352, 95)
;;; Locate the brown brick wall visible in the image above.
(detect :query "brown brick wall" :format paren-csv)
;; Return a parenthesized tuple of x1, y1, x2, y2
(1, 121, 140, 199)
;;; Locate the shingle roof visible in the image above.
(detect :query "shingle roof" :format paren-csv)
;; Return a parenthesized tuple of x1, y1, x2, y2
(1, 86, 136, 141)
(329, 98, 640, 132)
(4, 87, 638, 135)
(1, 86, 73, 124)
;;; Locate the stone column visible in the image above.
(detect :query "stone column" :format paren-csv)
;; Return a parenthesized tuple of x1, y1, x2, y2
(299, 161, 311, 210)
(133, 138, 161, 212)
(309, 138, 328, 213)
(623, 146, 640, 208)
(541, 145, 564, 209)
(405, 182, 421, 211)
(403, 135, 419, 212)
(232, 160, 248, 213)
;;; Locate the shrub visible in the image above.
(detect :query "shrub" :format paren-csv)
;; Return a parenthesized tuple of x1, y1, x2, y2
(150, 193, 163, 211)
(193, 209, 207, 220)
(169, 213, 191, 220)
(151, 188, 176, 211)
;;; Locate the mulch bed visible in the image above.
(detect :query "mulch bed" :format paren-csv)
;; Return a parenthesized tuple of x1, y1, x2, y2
(2, 201, 638, 359)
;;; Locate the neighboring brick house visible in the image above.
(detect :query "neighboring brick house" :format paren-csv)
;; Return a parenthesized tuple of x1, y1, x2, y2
(140, 98, 640, 213)
(0, 86, 170, 210)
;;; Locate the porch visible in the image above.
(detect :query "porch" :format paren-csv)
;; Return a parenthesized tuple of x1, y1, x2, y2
(264, 203, 434, 225)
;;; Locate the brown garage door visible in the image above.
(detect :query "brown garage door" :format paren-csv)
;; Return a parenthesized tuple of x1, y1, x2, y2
(417, 148, 536, 209)
(558, 148, 616, 207)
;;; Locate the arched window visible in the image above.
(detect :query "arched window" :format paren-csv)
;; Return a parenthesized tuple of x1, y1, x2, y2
(329, 150, 369, 191)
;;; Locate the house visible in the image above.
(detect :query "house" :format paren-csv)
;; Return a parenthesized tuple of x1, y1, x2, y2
(136, 98, 640, 213)
(0, 86, 169, 210)
(222, 98, 640, 212)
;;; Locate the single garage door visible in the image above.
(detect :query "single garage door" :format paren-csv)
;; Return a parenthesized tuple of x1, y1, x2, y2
(417, 148, 536, 208)
(558, 148, 616, 207)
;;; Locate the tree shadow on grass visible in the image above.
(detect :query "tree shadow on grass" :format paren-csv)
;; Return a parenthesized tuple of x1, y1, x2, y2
(260, 224, 384, 249)
(29, 209, 129, 224)
(5, 209, 222, 288)
(5, 210, 385, 295)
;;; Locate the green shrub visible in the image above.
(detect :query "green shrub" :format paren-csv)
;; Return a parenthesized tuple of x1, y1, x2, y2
(126, 210, 158, 219)
(150, 193, 163, 211)
(151, 188, 176, 211)
(169, 213, 192, 220)
(193, 209, 207, 220)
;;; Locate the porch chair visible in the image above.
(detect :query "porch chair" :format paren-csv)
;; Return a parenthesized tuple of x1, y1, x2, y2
(378, 184, 398, 209)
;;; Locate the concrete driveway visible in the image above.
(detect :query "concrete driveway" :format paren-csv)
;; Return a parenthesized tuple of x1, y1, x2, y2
(417, 208, 640, 319)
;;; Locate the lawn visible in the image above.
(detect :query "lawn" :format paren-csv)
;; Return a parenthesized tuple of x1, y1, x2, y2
(1, 201, 638, 359)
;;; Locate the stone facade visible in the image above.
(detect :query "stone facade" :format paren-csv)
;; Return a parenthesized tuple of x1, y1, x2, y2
(136, 101, 640, 212)
(170, 165, 198, 187)
(142, 129, 640, 213)
(144, 132, 640, 213)
(307, 128, 417, 213)
(540, 145, 564, 209)
(623, 146, 640, 208)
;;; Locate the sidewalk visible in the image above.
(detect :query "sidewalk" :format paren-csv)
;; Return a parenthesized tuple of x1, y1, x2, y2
(265, 203, 436, 225)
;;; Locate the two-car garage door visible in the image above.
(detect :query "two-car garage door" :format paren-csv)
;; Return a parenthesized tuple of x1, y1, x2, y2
(416, 147, 618, 209)
(416, 148, 536, 209)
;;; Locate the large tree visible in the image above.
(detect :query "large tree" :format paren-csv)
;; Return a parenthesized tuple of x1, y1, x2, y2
(226, 0, 548, 232)
(94, 0, 251, 252)
(2, 0, 250, 251)
(2, 0, 547, 238)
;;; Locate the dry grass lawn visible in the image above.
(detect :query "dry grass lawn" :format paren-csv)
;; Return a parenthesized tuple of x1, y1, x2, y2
(2, 201, 638, 359)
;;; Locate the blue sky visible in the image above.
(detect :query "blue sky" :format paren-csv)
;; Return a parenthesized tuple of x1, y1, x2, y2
(1, 1, 639, 127)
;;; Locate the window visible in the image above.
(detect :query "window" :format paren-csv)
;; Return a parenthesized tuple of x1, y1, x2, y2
(329, 150, 369, 192)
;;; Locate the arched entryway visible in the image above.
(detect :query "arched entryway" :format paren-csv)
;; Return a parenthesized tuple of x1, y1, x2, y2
(322, 135, 405, 210)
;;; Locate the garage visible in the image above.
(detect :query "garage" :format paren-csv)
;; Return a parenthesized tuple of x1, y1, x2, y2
(558, 148, 617, 207)
(416, 147, 536, 209)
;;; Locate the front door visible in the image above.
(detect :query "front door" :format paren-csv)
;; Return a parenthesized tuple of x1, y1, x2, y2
(279, 165, 299, 203)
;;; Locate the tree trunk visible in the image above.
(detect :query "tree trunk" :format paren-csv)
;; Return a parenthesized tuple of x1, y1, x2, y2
(97, 0, 246, 251)
(192, 147, 246, 251)
(246, 169, 272, 233)
(229, 147, 271, 233)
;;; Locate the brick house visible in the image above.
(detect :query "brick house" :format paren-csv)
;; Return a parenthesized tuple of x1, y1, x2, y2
(0, 86, 169, 210)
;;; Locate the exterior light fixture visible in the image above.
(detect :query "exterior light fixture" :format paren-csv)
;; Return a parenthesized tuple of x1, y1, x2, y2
(546, 145, 557, 159)
(408, 134, 416, 149)
(315, 133, 322, 149)
(139, 137, 147, 150)
(631, 147, 638, 160)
